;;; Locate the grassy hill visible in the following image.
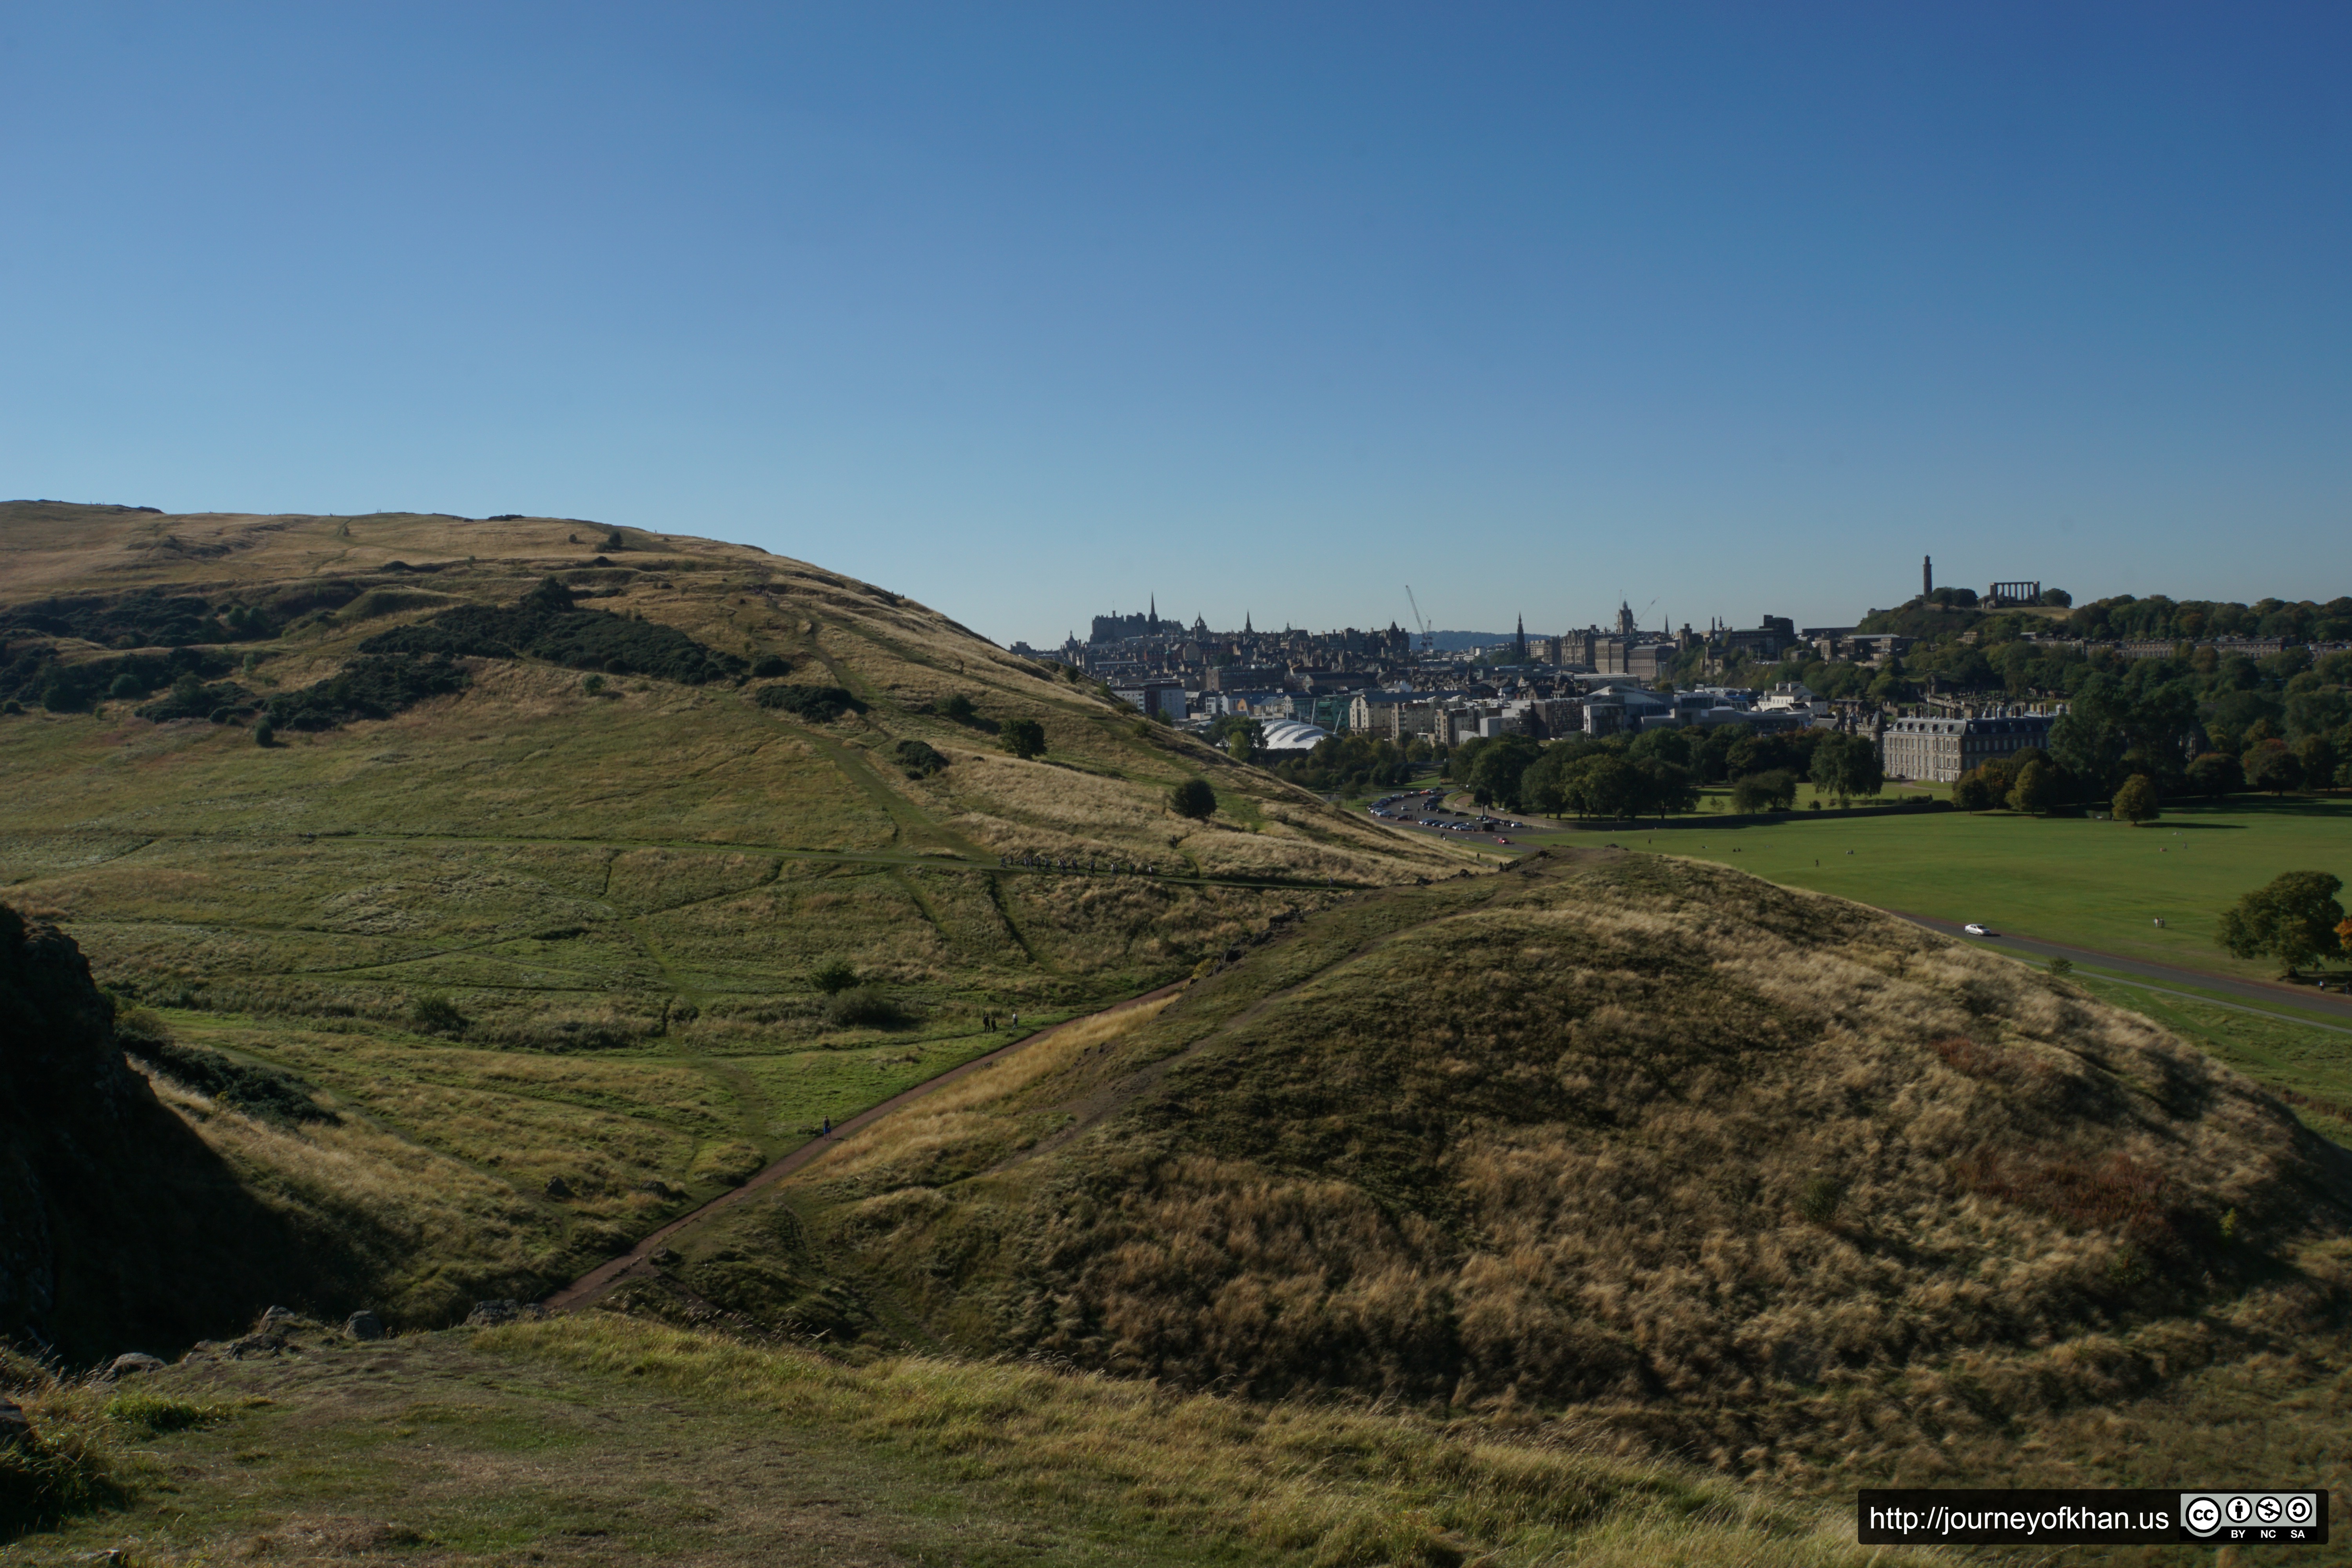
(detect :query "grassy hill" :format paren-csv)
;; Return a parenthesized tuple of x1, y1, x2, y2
(627, 849, 2352, 1504)
(0, 501, 1468, 1333)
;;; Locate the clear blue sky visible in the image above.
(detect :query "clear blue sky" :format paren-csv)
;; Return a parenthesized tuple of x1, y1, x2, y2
(4, 4, 2347, 645)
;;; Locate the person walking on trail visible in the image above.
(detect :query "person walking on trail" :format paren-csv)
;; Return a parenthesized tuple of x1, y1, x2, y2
(821, 1116, 831, 1136)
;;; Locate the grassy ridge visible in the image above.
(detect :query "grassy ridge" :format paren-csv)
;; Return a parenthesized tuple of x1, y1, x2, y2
(0, 502, 1468, 1329)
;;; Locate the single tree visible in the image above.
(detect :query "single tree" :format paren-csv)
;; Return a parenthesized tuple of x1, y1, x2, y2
(2009, 758, 2058, 815)
(2242, 740, 2304, 795)
(938, 692, 976, 723)
(253, 717, 275, 747)
(1731, 768, 1798, 813)
(1951, 768, 1996, 812)
(2219, 871, 2345, 976)
(999, 718, 1047, 760)
(811, 960, 859, 995)
(2184, 751, 2242, 800)
(1170, 777, 1217, 820)
(2111, 773, 2161, 825)
(2298, 734, 2339, 795)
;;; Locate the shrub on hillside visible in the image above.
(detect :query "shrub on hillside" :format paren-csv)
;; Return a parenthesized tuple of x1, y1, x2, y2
(823, 985, 910, 1029)
(750, 654, 791, 678)
(1170, 777, 1217, 820)
(811, 960, 858, 995)
(136, 671, 253, 723)
(362, 577, 746, 686)
(2, 645, 237, 714)
(893, 739, 947, 778)
(937, 693, 976, 723)
(267, 653, 469, 731)
(999, 718, 1046, 760)
(756, 684, 864, 722)
(412, 993, 468, 1037)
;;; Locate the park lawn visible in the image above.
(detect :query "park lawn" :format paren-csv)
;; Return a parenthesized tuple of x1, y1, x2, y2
(1597, 795, 2352, 985)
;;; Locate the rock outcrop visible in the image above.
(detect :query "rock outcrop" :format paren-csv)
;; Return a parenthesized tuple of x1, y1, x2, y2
(0, 904, 358, 1363)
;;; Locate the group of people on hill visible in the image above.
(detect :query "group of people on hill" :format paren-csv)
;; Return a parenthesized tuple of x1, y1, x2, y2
(999, 851, 1159, 877)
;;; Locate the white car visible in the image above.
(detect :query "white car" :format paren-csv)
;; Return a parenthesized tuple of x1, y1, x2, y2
(1962, 922, 1993, 936)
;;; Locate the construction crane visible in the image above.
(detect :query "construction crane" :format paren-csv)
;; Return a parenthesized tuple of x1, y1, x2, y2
(1405, 585, 1435, 656)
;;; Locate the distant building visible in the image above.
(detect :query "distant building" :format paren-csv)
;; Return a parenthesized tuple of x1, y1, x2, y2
(1111, 682, 1187, 722)
(1880, 713, 2056, 784)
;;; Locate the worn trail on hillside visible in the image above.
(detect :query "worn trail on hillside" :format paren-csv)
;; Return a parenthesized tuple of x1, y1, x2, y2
(543, 977, 1189, 1311)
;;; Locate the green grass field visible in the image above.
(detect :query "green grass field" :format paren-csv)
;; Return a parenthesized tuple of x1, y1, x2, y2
(1544, 795, 2352, 984)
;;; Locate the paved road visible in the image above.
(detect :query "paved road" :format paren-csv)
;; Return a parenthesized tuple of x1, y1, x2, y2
(543, 978, 1188, 1312)
(1887, 909, 2352, 1031)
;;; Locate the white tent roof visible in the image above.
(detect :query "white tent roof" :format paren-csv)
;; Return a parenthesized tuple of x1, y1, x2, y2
(1258, 719, 1332, 751)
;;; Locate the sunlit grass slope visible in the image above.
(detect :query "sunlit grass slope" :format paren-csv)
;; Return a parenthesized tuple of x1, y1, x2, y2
(0, 501, 1466, 1325)
(5, 1313, 1931, 1568)
(659, 849, 2352, 1504)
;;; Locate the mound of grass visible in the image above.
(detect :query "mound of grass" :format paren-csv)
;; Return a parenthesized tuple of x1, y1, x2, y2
(103, 1388, 228, 1437)
(363, 577, 745, 685)
(734, 851, 2352, 1494)
(755, 682, 863, 721)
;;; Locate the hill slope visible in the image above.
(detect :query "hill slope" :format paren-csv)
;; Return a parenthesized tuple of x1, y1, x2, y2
(0, 501, 1463, 1342)
(637, 849, 2352, 1495)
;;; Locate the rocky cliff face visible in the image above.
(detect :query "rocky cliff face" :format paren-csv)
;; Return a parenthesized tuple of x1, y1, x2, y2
(0, 904, 335, 1363)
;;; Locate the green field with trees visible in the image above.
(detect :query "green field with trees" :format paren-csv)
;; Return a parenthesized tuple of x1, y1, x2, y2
(1629, 796, 2352, 982)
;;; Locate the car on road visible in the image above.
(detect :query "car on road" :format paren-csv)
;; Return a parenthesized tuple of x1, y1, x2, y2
(1962, 922, 1995, 936)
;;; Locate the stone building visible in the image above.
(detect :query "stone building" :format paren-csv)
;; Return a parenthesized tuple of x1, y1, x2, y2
(1880, 713, 2056, 784)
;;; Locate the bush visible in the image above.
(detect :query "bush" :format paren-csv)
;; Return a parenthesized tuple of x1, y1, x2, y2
(267, 653, 469, 731)
(937, 693, 976, 723)
(893, 739, 947, 778)
(1170, 777, 1217, 820)
(811, 960, 858, 995)
(750, 654, 791, 678)
(412, 993, 468, 1036)
(823, 985, 910, 1029)
(756, 684, 864, 722)
(1000, 718, 1047, 760)
(253, 718, 274, 746)
(361, 577, 746, 686)
(2046, 957, 2074, 977)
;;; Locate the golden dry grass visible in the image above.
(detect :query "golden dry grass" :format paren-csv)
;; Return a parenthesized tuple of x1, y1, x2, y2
(677, 851, 2352, 1503)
